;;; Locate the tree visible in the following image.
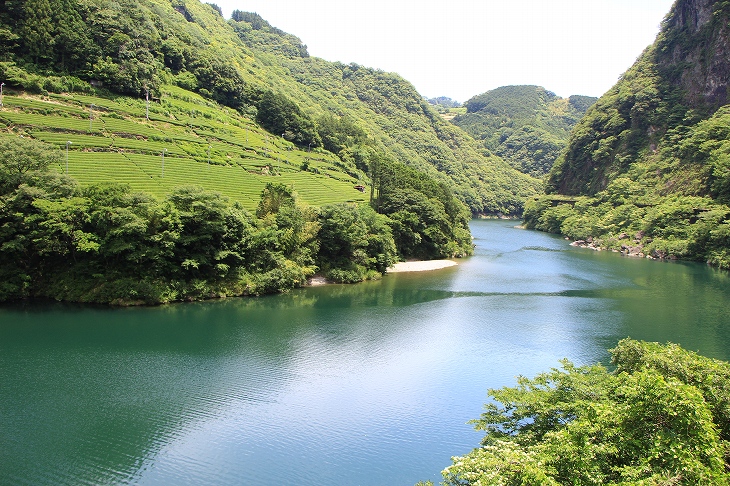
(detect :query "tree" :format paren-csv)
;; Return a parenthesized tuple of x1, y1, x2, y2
(253, 89, 320, 147)
(441, 339, 730, 485)
(20, 0, 55, 63)
(166, 186, 253, 281)
(316, 203, 396, 282)
(247, 183, 318, 293)
(256, 182, 295, 219)
(0, 137, 77, 299)
(369, 156, 472, 259)
(0, 137, 66, 193)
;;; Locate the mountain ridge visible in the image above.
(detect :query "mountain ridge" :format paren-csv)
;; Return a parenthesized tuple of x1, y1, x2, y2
(451, 85, 596, 178)
(0, 0, 540, 215)
(525, 0, 730, 268)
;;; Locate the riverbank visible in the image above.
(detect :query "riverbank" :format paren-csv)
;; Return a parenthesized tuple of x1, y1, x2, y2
(307, 260, 458, 286)
(387, 260, 458, 272)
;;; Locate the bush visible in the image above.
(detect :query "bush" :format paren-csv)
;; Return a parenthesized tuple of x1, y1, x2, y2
(441, 339, 730, 485)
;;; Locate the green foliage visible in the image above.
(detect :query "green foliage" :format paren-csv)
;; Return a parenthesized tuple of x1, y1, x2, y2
(316, 203, 397, 283)
(528, 0, 730, 267)
(524, 190, 730, 266)
(0, 0, 540, 216)
(0, 137, 308, 303)
(453, 86, 596, 178)
(611, 339, 730, 443)
(317, 114, 368, 155)
(546, 49, 679, 196)
(0, 135, 478, 303)
(546, 1, 729, 198)
(0, 87, 368, 211)
(251, 89, 321, 147)
(524, 99, 730, 267)
(442, 339, 730, 485)
(256, 182, 296, 219)
(371, 156, 473, 259)
(229, 10, 309, 58)
(427, 96, 460, 109)
(191, 54, 246, 108)
(0, 0, 548, 303)
(0, 137, 67, 192)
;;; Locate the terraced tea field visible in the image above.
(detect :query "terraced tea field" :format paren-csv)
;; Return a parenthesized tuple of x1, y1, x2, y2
(0, 86, 368, 211)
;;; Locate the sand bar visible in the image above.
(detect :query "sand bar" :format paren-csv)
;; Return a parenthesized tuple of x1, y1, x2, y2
(387, 260, 457, 273)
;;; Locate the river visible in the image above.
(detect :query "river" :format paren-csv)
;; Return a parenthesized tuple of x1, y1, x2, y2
(2, 219, 730, 485)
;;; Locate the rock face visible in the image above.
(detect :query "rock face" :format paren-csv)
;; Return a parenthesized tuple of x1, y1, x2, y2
(661, 0, 730, 109)
(546, 0, 730, 197)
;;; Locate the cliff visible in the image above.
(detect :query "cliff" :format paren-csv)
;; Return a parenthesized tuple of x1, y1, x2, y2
(546, 0, 730, 196)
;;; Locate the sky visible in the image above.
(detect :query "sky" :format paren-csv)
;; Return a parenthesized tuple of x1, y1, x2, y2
(213, 0, 676, 103)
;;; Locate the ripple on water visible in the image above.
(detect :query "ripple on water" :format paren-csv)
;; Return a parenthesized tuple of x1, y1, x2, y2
(4, 220, 730, 486)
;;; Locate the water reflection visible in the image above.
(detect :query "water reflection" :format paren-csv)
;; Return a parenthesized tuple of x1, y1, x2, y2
(2, 220, 730, 485)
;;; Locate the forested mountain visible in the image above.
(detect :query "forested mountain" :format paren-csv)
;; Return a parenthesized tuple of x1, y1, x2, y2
(452, 86, 597, 178)
(525, 0, 730, 268)
(0, 0, 540, 215)
(3, 0, 536, 304)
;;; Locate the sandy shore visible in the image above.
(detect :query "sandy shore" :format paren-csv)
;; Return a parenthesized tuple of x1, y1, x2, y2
(307, 260, 457, 286)
(308, 276, 330, 286)
(387, 260, 458, 273)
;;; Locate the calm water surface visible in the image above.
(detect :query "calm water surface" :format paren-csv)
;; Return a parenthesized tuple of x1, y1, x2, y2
(2, 220, 730, 485)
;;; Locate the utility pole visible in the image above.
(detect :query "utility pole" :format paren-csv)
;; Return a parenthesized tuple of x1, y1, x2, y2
(280, 133, 285, 166)
(145, 87, 149, 121)
(207, 143, 211, 167)
(65, 141, 72, 174)
(0, 82, 4, 108)
(89, 103, 95, 131)
(161, 148, 167, 178)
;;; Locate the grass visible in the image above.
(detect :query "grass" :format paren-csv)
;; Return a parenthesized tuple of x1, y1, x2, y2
(9, 87, 368, 211)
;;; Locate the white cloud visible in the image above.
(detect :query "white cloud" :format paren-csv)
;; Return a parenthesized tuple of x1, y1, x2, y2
(215, 0, 675, 102)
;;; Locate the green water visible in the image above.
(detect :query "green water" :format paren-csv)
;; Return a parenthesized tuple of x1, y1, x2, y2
(2, 220, 730, 485)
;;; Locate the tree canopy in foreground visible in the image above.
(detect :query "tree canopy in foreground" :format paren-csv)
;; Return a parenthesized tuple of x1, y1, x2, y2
(438, 339, 730, 485)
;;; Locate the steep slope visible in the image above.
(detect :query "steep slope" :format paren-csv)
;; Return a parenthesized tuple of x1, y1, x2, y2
(0, 86, 369, 211)
(525, 0, 730, 267)
(546, 0, 730, 196)
(0, 0, 540, 215)
(452, 86, 596, 178)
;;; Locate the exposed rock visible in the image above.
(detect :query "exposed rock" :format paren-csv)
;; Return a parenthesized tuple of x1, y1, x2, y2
(664, 0, 730, 108)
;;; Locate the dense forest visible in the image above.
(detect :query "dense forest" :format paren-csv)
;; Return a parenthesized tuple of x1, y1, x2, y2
(452, 86, 597, 178)
(0, 136, 472, 304)
(525, 0, 730, 268)
(0, 0, 540, 215)
(0, 0, 501, 304)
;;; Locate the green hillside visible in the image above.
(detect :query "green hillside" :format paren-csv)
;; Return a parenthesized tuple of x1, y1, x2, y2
(0, 0, 540, 215)
(0, 87, 367, 212)
(525, 0, 730, 268)
(451, 86, 597, 178)
(0, 0, 492, 304)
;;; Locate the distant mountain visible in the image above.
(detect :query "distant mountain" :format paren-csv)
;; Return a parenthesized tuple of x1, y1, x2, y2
(526, 0, 730, 268)
(0, 0, 540, 215)
(451, 86, 597, 178)
(427, 96, 461, 108)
